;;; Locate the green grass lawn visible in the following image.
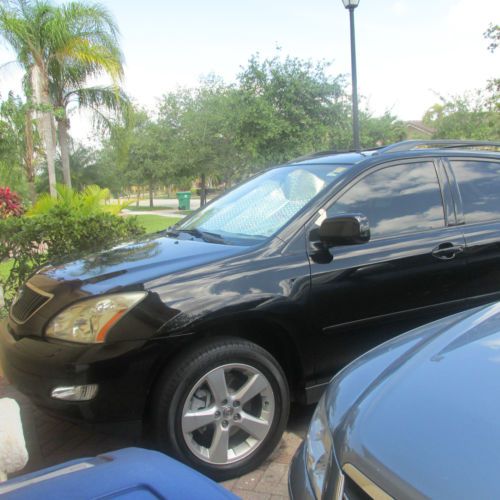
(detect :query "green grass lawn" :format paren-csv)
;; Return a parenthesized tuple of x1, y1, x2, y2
(134, 215, 181, 233)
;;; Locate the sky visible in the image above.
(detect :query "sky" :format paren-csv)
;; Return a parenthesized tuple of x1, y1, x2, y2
(0, 0, 499, 141)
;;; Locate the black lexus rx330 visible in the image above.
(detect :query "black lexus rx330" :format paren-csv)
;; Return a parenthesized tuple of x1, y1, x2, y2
(1, 140, 499, 480)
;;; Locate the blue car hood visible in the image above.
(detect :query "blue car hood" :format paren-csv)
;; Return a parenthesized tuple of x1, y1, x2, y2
(332, 302, 500, 499)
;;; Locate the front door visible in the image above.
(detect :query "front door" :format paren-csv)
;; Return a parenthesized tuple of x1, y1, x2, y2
(308, 159, 469, 380)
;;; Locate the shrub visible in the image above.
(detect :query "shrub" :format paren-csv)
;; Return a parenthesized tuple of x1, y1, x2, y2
(29, 184, 131, 216)
(0, 207, 144, 308)
(0, 187, 24, 219)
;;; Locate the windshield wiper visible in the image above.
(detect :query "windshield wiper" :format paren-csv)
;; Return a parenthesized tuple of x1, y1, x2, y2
(166, 228, 227, 244)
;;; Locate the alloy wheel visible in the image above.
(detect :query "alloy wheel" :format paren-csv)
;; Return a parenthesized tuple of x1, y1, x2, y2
(181, 363, 275, 465)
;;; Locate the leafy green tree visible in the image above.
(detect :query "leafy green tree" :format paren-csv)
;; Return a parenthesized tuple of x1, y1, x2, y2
(360, 111, 407, 147)
(484, 23, 499, 53)
(96, 105, 177, 206)
(127, 115, 174, 207)
(235, 53, 350, 165)
(0, 96, 23, 192)
(423, 87, 499, 140)
(0, 92, 39, 201)
(36, 144, 118, 194)
(157, 53, 354, 206)
(155, 53, 408, 205)
(484, 23, 499, 108)
(97, 108, 140, 199)
(68, 145, 110, 191)
(159, 83, 243, 205)
(422, 24, 499, 141)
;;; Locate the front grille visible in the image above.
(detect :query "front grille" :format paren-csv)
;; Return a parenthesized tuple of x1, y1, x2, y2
(343, 474, 372, 500)
(342, 464, 392, 500)
(11, 284, 52, 323)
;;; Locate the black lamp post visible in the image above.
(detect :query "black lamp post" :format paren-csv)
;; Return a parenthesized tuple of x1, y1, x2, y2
(342, 0, 361, 152)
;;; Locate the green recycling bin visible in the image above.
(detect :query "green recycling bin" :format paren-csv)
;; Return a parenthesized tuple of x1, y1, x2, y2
(176, 191, 191, 210)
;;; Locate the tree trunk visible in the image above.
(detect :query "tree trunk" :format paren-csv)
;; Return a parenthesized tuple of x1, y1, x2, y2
(200, 173, 207, 207)
(136, 188, 141, 207)
(57, 116, 72, 188)
(42, 111, 57, 197)
(24, 108, 36, 205)
(31, 65, 57, 197)
(149, 184, 154, 208)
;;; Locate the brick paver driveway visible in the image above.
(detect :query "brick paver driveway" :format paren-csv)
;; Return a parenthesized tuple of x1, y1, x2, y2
(0, 376, 313, 499)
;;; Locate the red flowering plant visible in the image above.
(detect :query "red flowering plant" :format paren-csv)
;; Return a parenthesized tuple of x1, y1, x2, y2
(0, 187, 24, 219)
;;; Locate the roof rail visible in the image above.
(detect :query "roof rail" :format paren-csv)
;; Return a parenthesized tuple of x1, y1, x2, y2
(288, 147, 374, 163)
(376, 140, 500, 155)
(287, 150, 341, 163)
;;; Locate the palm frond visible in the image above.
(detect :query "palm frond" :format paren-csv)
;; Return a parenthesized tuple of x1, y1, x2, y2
(67, 85, 127, 111)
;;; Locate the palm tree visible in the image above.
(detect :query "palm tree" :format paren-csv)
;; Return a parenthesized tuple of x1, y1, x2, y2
(50, 69, 127, 188)
(48, 2, 124, 187)
(0, 0, 58, 196)
(0, 0, 123, 196)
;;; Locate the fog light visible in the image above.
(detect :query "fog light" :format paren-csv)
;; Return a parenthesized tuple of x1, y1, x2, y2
(51, 384, 98, 401)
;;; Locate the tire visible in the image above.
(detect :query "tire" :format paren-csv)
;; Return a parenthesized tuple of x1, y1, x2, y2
(150, 337, 290, 481)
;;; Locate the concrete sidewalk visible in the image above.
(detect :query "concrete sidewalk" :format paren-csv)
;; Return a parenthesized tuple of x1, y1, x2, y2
(0, 377, 312, 499)
(121, 208, 188, 218)
(116, 197, 204, 211)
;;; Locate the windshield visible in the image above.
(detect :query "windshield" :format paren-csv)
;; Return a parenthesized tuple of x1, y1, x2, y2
(176, 163, 350, 245)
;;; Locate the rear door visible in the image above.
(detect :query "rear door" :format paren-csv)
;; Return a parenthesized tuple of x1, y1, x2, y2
(307, 158, 469, 379)
(447, 157, 500, 306)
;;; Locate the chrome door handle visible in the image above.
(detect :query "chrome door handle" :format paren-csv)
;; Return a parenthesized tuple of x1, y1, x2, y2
(431, 243, 464, 260)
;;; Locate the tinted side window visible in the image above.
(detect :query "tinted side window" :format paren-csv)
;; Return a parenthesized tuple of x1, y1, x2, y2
(451, 160, 500, 224)
(327, 161, 445, 239)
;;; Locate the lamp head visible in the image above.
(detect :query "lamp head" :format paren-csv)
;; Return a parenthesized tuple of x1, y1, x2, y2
(342, 0, 360, 8)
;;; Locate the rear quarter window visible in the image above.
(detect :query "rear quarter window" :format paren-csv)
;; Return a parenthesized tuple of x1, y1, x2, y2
(451, 160, 500, 224)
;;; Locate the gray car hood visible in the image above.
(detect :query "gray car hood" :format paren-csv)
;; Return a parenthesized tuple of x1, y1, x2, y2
(332, 302, 500, 499)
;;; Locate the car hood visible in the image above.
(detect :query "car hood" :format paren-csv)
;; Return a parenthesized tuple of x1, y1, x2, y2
(35, 233, 246, 295)
(332, 302, 500, 499)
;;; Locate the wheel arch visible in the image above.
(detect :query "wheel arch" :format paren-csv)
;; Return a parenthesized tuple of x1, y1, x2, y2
(144, 315, 306, 423)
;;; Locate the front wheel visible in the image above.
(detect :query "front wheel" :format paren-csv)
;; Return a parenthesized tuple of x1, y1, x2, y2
(150, 338, 290, 480)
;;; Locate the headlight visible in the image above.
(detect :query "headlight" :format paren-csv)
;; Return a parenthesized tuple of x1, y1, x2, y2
(305, 396, 334, 499)
(45, 292, 146, 343)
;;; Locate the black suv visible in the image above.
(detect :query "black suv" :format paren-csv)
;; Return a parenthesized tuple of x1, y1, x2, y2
(1, 140, 499, 479)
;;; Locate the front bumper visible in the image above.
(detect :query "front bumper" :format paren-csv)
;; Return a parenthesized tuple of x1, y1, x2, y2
(0, 320, 163, 424)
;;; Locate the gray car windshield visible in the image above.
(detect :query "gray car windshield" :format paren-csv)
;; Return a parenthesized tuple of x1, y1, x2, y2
(176, 163, 351, 245)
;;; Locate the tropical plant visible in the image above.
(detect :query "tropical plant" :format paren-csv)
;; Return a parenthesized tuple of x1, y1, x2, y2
(29, 183, 129, 216)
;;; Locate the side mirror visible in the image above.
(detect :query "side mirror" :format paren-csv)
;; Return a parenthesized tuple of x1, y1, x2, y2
(318, 213, 370, 247)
